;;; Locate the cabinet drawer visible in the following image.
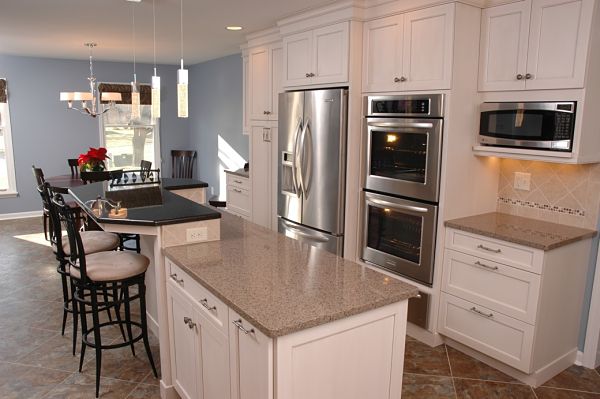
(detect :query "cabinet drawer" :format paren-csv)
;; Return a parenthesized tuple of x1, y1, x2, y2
(442, 249, 540, 324)
(226, 174, 250, 191)
(227, 185, 250, 216)
(167, 259, 229, 335)
(446, 228, 543, 274)
(438, 293, 534, 373)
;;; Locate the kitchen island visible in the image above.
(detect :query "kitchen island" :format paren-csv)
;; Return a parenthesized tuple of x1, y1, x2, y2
(163, 211, 419, 399)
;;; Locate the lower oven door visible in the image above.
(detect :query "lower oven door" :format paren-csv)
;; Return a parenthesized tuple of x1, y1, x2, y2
(362, 191, 437, 286)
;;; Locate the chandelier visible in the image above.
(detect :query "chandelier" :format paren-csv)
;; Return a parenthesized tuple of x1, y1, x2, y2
(59, 43, 122, 118)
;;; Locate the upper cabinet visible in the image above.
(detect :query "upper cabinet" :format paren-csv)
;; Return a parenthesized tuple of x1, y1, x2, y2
(362, 3, 454, 92)
(283, 22, 349, 87)
(479, 0, 594, 91)
(248, 44, 282, 122)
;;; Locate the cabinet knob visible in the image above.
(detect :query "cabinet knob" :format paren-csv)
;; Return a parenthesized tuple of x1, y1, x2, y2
(394, 77, 401, 83)
(525, 73, 534, 80)
(516, 74, 524, 80)
(183, 316, 196, 329)
(305, 73, 311, 78)
(400, 76, 407, 82)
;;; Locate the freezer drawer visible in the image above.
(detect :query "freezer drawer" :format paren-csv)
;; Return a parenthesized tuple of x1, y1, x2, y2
(278, 217, 343, 256)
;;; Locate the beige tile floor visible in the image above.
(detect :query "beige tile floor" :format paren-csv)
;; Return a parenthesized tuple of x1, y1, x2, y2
(2, 217, 600, 398)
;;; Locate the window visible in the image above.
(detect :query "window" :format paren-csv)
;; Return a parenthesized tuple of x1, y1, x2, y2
(0, 78, 17, 196)
(98, 83, 160, 170)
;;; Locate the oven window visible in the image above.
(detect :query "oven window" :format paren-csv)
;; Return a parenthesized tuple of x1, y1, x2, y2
(370, 130, 428, 184)
(367, 205, 423, 264)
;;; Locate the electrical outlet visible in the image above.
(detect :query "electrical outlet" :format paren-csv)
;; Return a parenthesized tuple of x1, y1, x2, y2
(514, 172, 531, 191)
(186, 227, 208, 242)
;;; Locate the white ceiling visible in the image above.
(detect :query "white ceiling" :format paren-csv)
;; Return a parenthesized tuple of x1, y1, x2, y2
(0, 0, 338, 65)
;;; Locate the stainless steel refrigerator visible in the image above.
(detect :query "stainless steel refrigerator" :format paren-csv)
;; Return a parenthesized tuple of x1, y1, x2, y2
(277, 88, 348, 256)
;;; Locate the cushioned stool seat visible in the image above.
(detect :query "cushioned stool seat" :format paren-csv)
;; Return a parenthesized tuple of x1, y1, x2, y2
(70, 251, 150, 282)
(62, 231, 120, 255)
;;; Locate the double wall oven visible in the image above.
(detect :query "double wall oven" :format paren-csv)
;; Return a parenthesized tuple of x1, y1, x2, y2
(361, 94, 444, 288)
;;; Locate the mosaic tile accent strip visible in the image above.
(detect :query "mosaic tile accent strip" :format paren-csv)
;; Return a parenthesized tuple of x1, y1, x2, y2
(498, 197, 586, 217)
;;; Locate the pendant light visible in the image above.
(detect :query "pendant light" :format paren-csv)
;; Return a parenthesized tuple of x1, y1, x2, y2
(177, 0, 188, 118)
(130, 1, 141, 121)
(151, 0, 161, 119)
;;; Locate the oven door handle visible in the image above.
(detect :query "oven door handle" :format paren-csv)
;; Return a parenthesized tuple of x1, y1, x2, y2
(367, 198, 429, 214)
(367, 121, 434, 129)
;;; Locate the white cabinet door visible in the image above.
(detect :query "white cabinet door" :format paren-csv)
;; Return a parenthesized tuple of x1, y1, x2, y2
(166, 283, 199, 399)
(270, 46, 283, 121)
(249, 47, 271, 121)
(250, 124, 273, 229)
(229, 310, 273, 399)
(479, 1, 530, 91)
(312, 22, 349, 85)
(363, 15, 404, 92)
(197, 309, 231, 399)
(402, 3, 454, 91)
(283, 31, 313, 87)
(525, 0, 592, 89)
(242, 55, 250, 134)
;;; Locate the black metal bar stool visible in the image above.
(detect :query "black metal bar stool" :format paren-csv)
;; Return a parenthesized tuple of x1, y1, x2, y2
(38, 183, 122, 356)
(53, 193, 158, 398)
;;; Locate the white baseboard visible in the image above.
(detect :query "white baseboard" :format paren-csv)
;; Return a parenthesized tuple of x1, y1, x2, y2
(575, 350, 585, 366)
(160, 380, 178, 399)
(0, 210, 42, 220)
(407, 322, 444, 347)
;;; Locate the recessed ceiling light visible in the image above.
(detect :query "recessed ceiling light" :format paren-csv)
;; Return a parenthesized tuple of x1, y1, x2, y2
(226, 26, 243, 31)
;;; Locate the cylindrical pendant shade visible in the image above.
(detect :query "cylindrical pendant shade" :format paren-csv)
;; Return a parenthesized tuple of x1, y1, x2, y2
(177, 68, 188, 118)
(151, 75, 161, 119)
(131, 82, 141, 120)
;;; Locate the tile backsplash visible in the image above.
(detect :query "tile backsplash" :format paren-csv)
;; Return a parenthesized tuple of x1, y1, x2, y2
(497, 159, 600, 229)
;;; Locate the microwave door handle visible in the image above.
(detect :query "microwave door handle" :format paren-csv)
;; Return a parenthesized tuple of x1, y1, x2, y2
(367, 121, 434, 129)
(368, 198, 429, 214)
(292, 118, 303, 196)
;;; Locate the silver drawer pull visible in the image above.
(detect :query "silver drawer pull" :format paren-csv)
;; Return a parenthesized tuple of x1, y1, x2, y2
(199, 298, 217, 312)
(477, 244, 501, 254)
(233, 188, 242, 193)
(234, 180, 242, 184)
(232, 319, 255, 335)
(184, 316, 196, 329)
(470, 307, 494, 318)
(169, 273, 184, 285)
(474, 261, 499, 271)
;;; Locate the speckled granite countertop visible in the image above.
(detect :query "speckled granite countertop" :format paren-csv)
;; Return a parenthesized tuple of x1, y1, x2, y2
(224, 168, 249, 178)
(164, 212, 419, 338)
(445, 212, 596, 250)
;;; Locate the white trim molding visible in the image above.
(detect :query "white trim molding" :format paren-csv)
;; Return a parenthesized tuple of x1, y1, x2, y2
(0, 92, 18, 196)
(0, 210, 42, 220)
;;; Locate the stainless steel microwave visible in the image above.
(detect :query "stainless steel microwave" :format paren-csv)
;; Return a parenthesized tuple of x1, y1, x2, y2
(479, 101, 576, 152)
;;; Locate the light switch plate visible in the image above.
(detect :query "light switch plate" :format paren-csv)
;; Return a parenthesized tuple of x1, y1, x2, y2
(514, 172, 531, 191)
(186, 227, 208, 242)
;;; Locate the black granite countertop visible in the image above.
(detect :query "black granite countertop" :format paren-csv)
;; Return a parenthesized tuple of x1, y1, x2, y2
(69, 178, 220, 226)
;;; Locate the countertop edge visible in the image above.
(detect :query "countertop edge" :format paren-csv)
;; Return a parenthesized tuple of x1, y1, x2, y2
(444, 220, 597, 251)
(224, 169, 250, 179)
(166, 253, 419, 338)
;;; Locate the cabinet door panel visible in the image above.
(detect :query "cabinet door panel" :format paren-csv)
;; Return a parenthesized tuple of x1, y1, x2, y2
(363, 15, 404, 92)
(198, 310, 231, 399)
(250, 125, 273, 229)
(312, 23, 349, 85)
(249, 47, 270, 120)
(283, 31, 313, 87)
(526, 0, 592, 89)
(402, 3, 454, 90)
(270, 46, 282, 121)
(479, 1, 530, 91)
(167, 284, 198, 399)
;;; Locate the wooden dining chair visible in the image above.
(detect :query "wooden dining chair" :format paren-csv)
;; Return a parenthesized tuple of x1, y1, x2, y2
(68, 159, 79, 178)
(171, 150, 196, 179)
(140, 160, 152, 180)
(32, 165, 51, 240)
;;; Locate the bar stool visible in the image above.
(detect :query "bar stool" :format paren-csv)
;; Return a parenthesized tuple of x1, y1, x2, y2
(38, 183, 121, 355)
(53, 193, 158, 398)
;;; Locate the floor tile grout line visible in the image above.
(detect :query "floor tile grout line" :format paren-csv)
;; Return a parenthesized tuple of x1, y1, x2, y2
(530, 385, 539, 399)
(450, 376, 530, 386)
(444, 345, 458, 399)
(537, 385, 600, 395)
(38, 371, 77, 399)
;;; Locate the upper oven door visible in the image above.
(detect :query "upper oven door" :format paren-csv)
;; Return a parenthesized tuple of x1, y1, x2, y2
(479, 102, 575, 151)
(365, 117, 442, 202)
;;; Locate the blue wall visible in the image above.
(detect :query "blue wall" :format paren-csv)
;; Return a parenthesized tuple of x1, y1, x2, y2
(0, 54, 189, 214)
(189, 54, 248, 196)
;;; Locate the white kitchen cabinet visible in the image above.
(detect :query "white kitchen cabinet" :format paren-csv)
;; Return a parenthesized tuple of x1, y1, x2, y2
(248, 44, 282, 122)
(226, 173, 251, 220)
(439, 227, 592, 384)
(198, 311, 231, 399)
(362, 4, 454, 92)
(479, 0, 594, 91)
(283, 22, 349, 87)
(250, 122, 278, 230)
(229, 310, 273, 399)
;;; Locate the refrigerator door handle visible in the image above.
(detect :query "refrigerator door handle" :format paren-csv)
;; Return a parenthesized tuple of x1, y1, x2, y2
(292, 117, 303, 196)
(300, 118, 312, 196)
(298, 119, 308, 196)
(281, 219, 329, 243)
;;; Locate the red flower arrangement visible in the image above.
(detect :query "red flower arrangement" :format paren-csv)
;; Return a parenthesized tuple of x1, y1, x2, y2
(78, 147, 110, 172)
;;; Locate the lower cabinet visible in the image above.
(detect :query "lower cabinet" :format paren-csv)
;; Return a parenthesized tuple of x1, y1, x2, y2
(250, 121, 278, 230)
